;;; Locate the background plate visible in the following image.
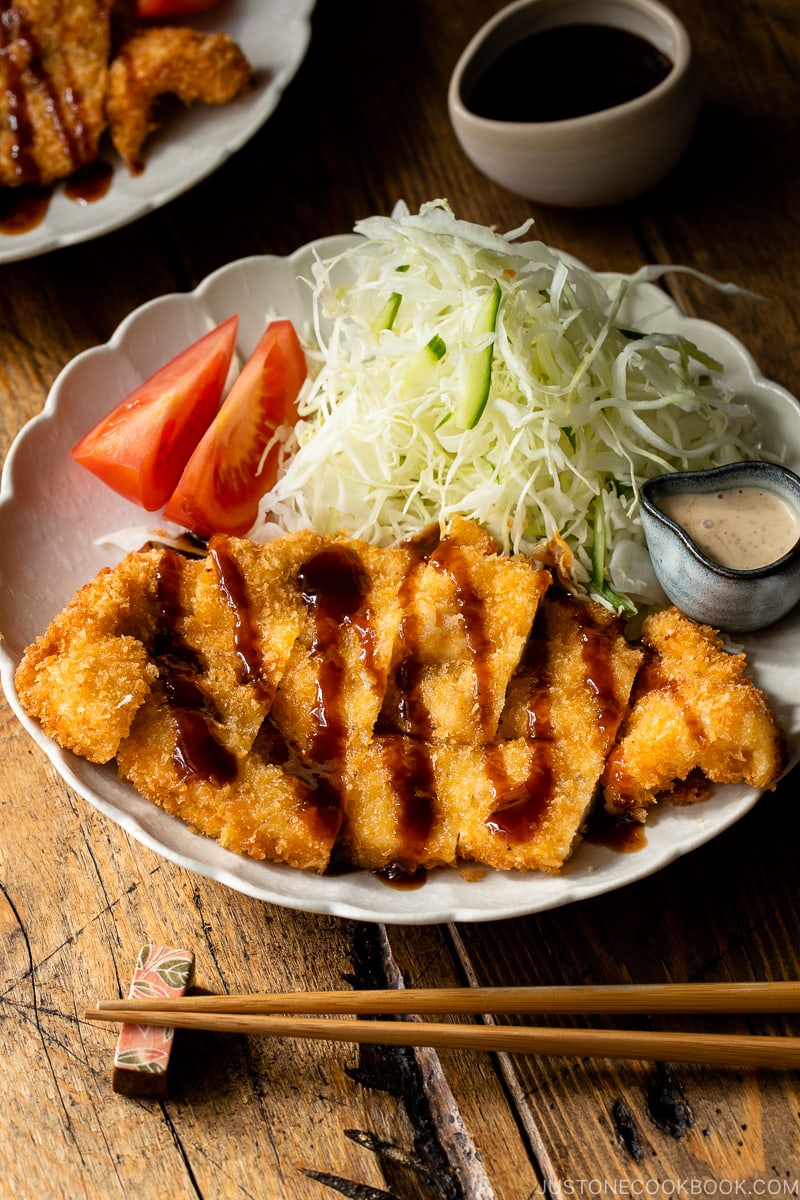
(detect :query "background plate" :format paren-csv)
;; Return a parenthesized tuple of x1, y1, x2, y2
(0, 0, 315, 263)
(1, 235, 799, 923)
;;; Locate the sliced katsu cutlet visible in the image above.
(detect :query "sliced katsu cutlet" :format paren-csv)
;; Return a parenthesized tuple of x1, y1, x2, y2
(17, 522, 786, 879)
(267, 535, 412, 768)
(0, 0, 111, 187)
(337, 518, 551, 872)
(107, 25, 251, 174)
(602, 606, 786, 822)
(184, 532, 327, 758)
(378, 515, 552, 746)
(14, 546, 162, 763)
(16, 534, 340, 871)
(115, 531, 353, 872)
(458, 593, 643, 873)
(116, 696, 340, 873)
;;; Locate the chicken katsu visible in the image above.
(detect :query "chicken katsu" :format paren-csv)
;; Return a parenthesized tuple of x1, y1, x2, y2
(106, 25, 251, 174)
(0, 0, 112, 187)
(602, 607, 786, 822)
(458, 594, 644, 873)
(15, 520, 787, 876)
(0, 1, 251, 189)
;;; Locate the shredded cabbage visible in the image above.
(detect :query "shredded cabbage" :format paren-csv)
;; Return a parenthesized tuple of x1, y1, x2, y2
(256, 199, 768, 612)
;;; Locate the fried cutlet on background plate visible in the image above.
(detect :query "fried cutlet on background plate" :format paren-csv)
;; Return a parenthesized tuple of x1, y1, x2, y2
(0, 0, 111, 187)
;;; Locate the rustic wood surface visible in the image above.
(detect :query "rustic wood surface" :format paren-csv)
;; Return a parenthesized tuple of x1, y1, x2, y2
(1, 1, 799, 1197)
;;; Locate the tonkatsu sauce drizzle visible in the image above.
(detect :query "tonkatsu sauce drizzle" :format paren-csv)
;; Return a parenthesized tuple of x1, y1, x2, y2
(387, 555, 432, 738)
(257, 718, 343, 846)
(430, 539, 494, 734)
(485, 632, 555, 842)
(210, 542, 272, 705)
(0, 4, 116, 235)
(0, 2, 91, 183)
(298, 546, 372, 768)
(573, 603, 623, 736)
(155, 549, 237, 785)
(379, 734, 437, 866)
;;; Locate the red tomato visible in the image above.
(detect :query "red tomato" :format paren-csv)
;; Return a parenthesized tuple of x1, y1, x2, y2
(71, 315, 239, 511)
(163, 320, 307, 537)
(135, 0, 220, 17)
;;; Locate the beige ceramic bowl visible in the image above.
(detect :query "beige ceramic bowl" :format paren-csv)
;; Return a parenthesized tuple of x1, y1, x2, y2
(448, 0, 700, 208)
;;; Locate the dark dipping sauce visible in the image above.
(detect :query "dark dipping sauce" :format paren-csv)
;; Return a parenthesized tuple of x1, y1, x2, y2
(464, 23, 673, 123)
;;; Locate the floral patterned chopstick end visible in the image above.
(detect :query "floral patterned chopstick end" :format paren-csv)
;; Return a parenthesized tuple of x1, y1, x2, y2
(112, 945, 195, 1098)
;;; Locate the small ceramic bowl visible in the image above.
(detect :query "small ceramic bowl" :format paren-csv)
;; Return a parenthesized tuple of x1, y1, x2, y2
(447, 0, 700, 208)
(640, 462, 800, 632)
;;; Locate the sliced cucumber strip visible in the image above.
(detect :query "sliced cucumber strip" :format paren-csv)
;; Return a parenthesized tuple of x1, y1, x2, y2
(400, 333, 447, 394)
(372, 291, 402, 334)
(454, 279, 501, 430)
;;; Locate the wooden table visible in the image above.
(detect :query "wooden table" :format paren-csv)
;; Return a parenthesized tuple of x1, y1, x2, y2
(2, 1, 799, 1196)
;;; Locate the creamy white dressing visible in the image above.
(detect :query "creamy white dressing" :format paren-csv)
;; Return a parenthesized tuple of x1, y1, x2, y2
(659, 487, 800, 570)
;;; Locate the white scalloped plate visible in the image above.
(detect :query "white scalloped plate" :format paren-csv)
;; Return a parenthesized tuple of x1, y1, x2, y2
(2, 235, 799, 923)
(0, 0, 315, 263)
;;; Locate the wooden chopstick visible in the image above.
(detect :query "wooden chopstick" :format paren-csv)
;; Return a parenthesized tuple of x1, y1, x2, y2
(90, 980, 800, 1017)
(83, 1008, 800, 1069)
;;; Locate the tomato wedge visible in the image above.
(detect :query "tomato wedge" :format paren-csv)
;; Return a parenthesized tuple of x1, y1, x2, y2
(135, 0, 220, 17)
(163, 319, 307, 538)
(71, 315, 238, 511)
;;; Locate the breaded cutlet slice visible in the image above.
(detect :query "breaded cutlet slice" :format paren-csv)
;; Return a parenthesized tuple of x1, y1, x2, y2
(380, 517, 551, 745)
(185, 532, 325, 758)
(116, 697, 339, 873)
(15, 534, 316, 767)
(0, 0, 111, 187)
(268, 536, 413, 766)
(14, 547, 162, 762)
(602, 607, 786, 822)
(107, 26, 251, 173)
(458, 594, 643, 872)
(336, 735, 462, 872)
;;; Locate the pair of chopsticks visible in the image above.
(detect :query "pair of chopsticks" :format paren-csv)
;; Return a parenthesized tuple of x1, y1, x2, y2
(85, 981, 800, 1069)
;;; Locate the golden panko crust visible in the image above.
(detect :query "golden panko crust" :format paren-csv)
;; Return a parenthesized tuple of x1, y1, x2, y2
(15, 522, 786, 876)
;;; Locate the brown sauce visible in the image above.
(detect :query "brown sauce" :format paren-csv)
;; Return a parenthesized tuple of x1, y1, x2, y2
(0, 161, 114, 237)
(210, 542, 272, 705)
(154, 549, 237, 785)
(465, 23, 673, 123)
(430, 538, 494, 734)
(1, 3, 38, 185)
(297, 546, 372, 767)
(379, 734, 436, 864)
(484, 598, 635, 846)
(401, 522, 443, 558)
(374, 862, 428, 889)
(0, 3, 119, 237)
(573, 603, 624, 736)
(0, 186, 51, 235)
(257, 718, 343, 846)
(0, 2, 91, 182)
(385, 555, 432, 737)
(484, 742, 555, 842)
(148, 534, 652, 873)
(485, 630, 554, 843)
(376, 529, 439, 738)
(586, 809, 647, 853)
(64, 160, 113, 205)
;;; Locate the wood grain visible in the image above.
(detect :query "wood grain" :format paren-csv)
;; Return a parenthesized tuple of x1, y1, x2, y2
(1, 0, 799, 1196)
